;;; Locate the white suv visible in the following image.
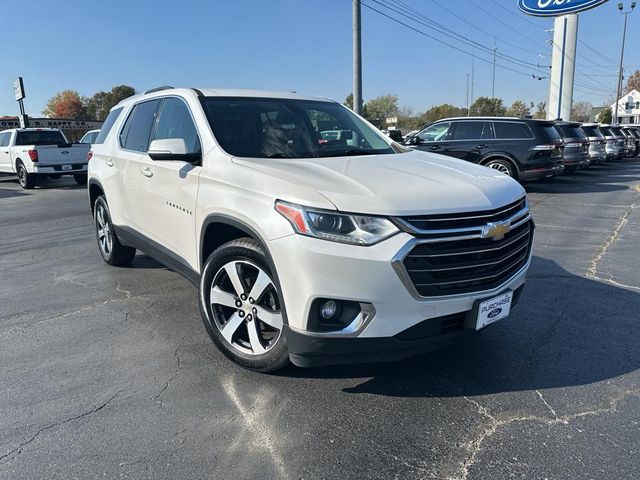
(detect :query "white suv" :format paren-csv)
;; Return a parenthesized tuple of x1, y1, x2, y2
(88, 87, 533, 372)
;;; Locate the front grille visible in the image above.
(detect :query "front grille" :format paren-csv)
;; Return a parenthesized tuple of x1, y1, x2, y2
(395, 198, 533, 297)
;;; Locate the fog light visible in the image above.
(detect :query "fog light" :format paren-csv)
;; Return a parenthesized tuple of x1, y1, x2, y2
(320, 300, 338, 320)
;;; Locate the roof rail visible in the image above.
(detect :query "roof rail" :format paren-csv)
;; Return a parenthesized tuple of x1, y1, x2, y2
(143, 86, 174, 95)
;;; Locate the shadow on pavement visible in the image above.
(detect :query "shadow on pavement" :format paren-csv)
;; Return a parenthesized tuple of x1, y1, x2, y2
(282, 256, 640, 398)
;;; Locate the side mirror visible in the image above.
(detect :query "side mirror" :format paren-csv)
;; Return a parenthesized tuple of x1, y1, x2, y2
(411, 136, 423, 145)
(148, 138, 200, 163)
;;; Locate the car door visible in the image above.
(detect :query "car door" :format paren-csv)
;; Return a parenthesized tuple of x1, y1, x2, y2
(127, 97, 201, 268)
(445, 121, 493, 164)
(413, 122, 452, 155)
(0, 132, 11, 172)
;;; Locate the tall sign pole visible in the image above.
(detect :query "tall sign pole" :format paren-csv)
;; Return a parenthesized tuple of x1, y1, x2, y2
(353, 0, 363, 115)
(13, 77, 29, 128)
(615, 3, 635, 123)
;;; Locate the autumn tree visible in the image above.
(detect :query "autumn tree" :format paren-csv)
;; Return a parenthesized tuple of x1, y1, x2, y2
(597, 106, 613, 124)
(505, 100, 531, 118)
(85, 85, 135, 121)
(419, 104, 466, 125)
(533, 102, 547, 119)
(42, 90, 89, 119)
(469, 97, 506, 117)
(625, 69, 640, 93)
(571, 101, 593, 122)
(344, 93, 354, 110)
(364, 94, 399, 127)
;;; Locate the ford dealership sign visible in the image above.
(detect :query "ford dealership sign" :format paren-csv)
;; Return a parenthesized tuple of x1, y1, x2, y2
(519, 0, 609, 16)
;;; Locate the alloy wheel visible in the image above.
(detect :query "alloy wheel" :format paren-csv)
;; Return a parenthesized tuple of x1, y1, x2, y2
(96, 204, 113, 257)
(210, 260, 283, 356)
(486, 162, 511, 176)
(18, 166, 27, 187)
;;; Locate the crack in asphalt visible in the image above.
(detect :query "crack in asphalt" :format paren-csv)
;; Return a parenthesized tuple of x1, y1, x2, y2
(446, 390, 640, 480)
(0, 393, 120, 463)
(154, 340, 185, 406)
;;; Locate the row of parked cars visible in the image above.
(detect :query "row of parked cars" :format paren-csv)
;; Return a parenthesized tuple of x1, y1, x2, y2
(399, 118, 639, 182)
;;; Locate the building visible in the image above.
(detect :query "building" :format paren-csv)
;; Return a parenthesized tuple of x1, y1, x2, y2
(0, 116, 103, 142)
(611, 89, 640, 124)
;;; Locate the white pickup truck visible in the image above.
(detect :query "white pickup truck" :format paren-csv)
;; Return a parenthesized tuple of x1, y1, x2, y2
(0, 128, 91, 189)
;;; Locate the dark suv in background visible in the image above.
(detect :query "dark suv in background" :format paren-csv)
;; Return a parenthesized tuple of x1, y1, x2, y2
(407, 117, 564, 182)
(554, 121, 589, 172)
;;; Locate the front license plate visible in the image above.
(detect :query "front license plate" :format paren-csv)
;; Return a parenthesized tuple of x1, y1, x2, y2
(475, 291, 513, 330)
(61, 164, 72, 171)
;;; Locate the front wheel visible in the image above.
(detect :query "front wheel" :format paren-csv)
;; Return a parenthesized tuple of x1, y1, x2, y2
(16, 162, 36, 189)
(484, 159, 516, 179)
(94, 196, 136, 266)
(199, 238, 289, 372)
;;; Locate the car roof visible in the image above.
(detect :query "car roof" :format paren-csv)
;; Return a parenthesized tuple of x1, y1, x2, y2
(433, 116, 553, 124)
(3, 128, 61, 132)
(554, 121, 581, 126)
(116, 87, 335, 108)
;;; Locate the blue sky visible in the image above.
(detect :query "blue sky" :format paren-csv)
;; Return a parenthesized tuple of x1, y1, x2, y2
(1, 0, 638, 117)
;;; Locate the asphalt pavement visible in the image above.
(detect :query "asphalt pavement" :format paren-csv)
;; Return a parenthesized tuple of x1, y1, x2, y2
(1, 159, 639, 480)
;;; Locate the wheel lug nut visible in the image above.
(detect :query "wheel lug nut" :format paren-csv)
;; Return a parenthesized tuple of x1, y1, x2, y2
(239, 311, 245, 318)
(249, 297, 254, 304)
(235, 300, 242, 307)
(241, 294, 247, 301)
(252, 307, 257, 314)
(247, 314, 252, 321)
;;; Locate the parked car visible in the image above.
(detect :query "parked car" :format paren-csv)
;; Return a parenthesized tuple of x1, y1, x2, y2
(0, 128, 91, 188)
(580, 123, 607, 165)
(88, 87, 533, 371)
(554, 121, 589, 172)
(621, 126, 639, 157)
(608, 125, 627, 159)
(403, 130, 419, 144)
(79, 129, 100, 144)
(625, 126, 640, 156)
(408, 117, 564, 181)
(599, 125, 623, 160)
(386, 129, 404, 143)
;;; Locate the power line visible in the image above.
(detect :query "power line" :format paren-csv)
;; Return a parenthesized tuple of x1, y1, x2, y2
(361, 2, 546, 79)
(487, 0, 548, 30)
(577, 39, 618, 66)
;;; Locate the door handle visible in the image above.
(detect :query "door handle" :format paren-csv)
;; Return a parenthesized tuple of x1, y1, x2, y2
(430, 145, 441, 150)
(106, 159, 114, 167)
(141, 167, 153, 178)
(476, 144, 489, 149)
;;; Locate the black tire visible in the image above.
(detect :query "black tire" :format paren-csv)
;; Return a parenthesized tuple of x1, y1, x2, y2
(199, 238, 290, 372)
(483, 158, 516, 179)
(16, 161, 36, 189)
(94, 195, 136, 266)
(73, 174, 87, 186)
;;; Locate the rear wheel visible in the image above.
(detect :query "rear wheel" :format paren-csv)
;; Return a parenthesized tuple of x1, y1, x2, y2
(16, 162, 36, 189)
(73, 174, 87, 186)
(199, 238, 289, 372)
(94, 196, 136, 266)
(484, 159, 516, 178)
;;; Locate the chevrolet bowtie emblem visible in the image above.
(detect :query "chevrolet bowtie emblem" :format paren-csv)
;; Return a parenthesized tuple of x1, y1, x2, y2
(481, 221, 511, 241)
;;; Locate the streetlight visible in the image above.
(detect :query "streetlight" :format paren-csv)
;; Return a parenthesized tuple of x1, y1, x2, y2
(615, 2, 635, 123)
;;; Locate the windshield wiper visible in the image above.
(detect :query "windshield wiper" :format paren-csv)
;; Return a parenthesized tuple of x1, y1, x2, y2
(317, 149, 379, 158)
(267, 153, 294, 158)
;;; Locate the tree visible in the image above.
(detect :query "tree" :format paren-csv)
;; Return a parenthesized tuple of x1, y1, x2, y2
(344, 93, 353, 110)
(42, 90, 89, 119)
(469, 97, 506, 117)
(419, 104, 467, 125)
(597, 106, 613, 124)
(85, 85, 136, 121)
(505, 100, 531, 118)
(571, 101, 593, 122)
(363, 94, 399, 127)
(625, 69, 640, 93)
(533, 102, 547, 120)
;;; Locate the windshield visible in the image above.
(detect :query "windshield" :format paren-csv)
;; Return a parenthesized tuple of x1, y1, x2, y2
(201, 97, 395, 159)
(582, 126, 603, 138)
(15, 130, 67, 146)
(542, 126, 562, 142)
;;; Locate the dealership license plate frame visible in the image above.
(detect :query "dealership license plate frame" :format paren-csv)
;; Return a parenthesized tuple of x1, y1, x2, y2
(61, 164, 72, 171)
(466, 290, 513, 330)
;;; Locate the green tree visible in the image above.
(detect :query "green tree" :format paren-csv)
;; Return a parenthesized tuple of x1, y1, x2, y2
(597, 106, 613, 124)
(505, 100, 531, 118)
(85, 85, 136, 121)
(469, 97, 506, 117)
(42, 90, 89, 119)
(419, 104, 467, 125)
(625, 69, 640, 93)
(571, 101, 592, 122)
(363, 94, 399, 127)
(344, 93, 354, 110)
(533, 101, 547, 120)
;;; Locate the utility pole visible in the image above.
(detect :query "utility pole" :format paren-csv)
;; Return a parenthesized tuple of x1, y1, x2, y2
(492, 37, 497, 98)
(615, 2, 635, 124)
(466, 74, 470, 115)
(353, 0, 363, 115)
(470, 51, 475, 110)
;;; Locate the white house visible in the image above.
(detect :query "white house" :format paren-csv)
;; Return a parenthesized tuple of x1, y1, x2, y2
(611, 89, 640, 124)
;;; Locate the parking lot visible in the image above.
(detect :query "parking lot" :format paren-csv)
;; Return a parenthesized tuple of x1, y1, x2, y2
(0, 158, 639, 479)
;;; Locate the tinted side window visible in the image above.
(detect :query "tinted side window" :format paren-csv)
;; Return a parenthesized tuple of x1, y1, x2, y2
(95, 107, 124, 145)
(152, 98, 201, 154)
(493, 122, 533, 139)
(450, 121, 492, 140)
(120, 100, 160, 152)
(418, 122, 451, 142)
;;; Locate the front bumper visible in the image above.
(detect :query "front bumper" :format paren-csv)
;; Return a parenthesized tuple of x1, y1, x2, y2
(519, 163, 564, 181)
(269, 229, 531, 366)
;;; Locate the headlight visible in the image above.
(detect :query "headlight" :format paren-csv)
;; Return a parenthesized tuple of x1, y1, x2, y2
(275, 201, 399, 246)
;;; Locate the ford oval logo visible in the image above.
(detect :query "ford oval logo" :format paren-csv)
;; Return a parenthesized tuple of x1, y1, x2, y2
(61, 151, 69, 155)
(488, 308, 502, 319)
(518, 0, 609, 17)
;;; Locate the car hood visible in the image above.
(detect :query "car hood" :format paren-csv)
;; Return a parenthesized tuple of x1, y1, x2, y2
(233, 150, 525, 216)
